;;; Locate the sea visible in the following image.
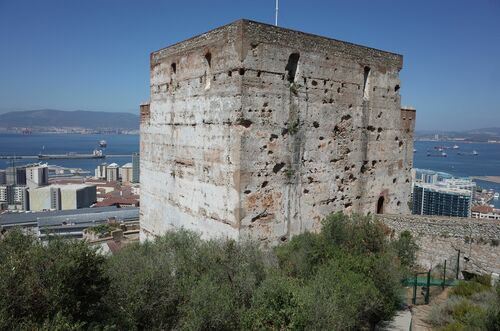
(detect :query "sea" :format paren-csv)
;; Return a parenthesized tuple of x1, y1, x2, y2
(0, 133, 139, 176)
(0, 133, 499, 207)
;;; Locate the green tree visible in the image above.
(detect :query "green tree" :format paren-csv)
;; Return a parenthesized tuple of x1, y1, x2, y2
(0, 229, 109, 330)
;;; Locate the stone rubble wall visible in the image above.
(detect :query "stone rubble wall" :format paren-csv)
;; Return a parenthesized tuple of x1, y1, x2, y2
(378, 214, 500, 275)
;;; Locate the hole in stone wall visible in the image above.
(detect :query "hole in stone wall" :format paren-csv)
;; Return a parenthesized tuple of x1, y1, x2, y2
(273, 162, 286, 173)
(228, 70, 232, 77)
(205, 52, 212, 68)
(376, 196, 385, 214)
(393, 178, 397, 183)
(363, 66, 371, 99)
(236, 118, 253, 128)
(171, 63, 177, 74)
(261, 181, 269, 188)
(239, 68, 246, 75)
(244, 190, 251, 194)
(313, 121, 319, 128)
(270, 134, 278, 141)
(303, 189, 309, 194)
(312, 80, 318, 86)
(399, 141, 404, 147)
(395, 84, 400, 92)
(285, 53, 300, 83)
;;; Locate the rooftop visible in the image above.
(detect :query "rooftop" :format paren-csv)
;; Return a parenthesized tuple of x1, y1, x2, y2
(153, 19, 402, 66)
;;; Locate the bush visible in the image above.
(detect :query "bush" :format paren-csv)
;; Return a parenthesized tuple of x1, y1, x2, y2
(104, 231, 268, 330)
(0, 213, 420, 330)
(428, 279, 500, 330)
(451, 280, 490, 298)
(0, 229, 109, 330)
(241, 274, 305, 331)
(391, 230, 418, 271)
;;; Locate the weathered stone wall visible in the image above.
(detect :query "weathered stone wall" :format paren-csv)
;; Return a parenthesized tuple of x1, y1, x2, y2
(140, 23, 244, 239)
(141, 19, 415, 245)
(378, 214, 500, 275)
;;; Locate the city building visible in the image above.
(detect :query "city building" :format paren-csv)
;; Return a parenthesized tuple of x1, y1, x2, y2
(119, 163, 133, 184)
(26, 163, 49, 188)
(106, 163, 119, 182)
(412, 182, 472, 217)
(29, 184, 96, 211)
(471, 205, 500, 221)
(95, 163, 107, 180)
(0, 170, 6, 184)
(132, 152, 140, 183)
(12, 185, 29, 210)
(6, 166, 27, 185)
(29, 186, 61, 211)
(0, 185, 29, 210)
(0, 206, 139, 240)
(140, 20, 415, 244)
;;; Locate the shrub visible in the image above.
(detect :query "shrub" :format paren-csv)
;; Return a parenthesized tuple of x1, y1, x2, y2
(451, 280, 490, 298)
(241, 274, 305, 331)
(0, 229, 109, 329)
(104, 231, 268, 330)
(0, 213, 420, 330)
(391, 230, 418, 271)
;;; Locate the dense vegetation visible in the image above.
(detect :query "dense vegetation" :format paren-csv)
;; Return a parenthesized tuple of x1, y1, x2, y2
(427, 275, 500, 330)
(0, 213, 417, 330)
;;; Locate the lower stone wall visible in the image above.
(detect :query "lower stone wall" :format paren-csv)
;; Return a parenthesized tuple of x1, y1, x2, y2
(377, 214, 500, 275)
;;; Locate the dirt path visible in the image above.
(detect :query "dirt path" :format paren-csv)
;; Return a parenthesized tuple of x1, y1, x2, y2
(410, 288, 450, 331)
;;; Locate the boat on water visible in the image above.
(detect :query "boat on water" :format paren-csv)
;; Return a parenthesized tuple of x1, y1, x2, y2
(453, 144, 459, 149)
(38, 149, 105, 160)
(99, 140, 107, 148)
(427, 151, 447, 157)
(457, 150, 479, 156)
(494, 193, 499, 200)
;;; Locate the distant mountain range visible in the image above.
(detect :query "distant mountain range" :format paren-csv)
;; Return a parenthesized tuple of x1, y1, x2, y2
(0, 109, 139, 130)
(416, 127, 500, 142)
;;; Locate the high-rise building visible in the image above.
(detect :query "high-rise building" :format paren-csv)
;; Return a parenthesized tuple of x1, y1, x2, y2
(412, 182, 472, 217)
(106, 163, 119, 182)
(0, 185, 29, 210)
(95, 163, 107, 180)
(0, 170, 6, 185)
(26, 164, 49, 188)
(120, 163, 133, 184)
(6, 167, 27, 186)
(132, 152, 140, 183)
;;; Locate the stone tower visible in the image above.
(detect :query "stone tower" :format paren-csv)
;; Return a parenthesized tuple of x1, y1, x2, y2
(140, 20, 415, 245)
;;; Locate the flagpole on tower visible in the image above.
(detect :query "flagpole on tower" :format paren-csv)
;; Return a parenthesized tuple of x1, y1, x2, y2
(275, 0, 279, 26)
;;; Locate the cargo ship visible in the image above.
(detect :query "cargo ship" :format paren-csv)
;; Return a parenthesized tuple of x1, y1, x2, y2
(38, 149, 105, 160)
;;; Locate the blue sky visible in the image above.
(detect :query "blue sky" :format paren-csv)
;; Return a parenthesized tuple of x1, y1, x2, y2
(0, 0, 498, 131)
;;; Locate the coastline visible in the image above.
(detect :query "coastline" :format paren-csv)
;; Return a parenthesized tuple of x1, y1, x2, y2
(471, 176, 500, 184)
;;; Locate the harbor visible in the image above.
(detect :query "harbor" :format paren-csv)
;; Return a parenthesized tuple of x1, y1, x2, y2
(0, 154, 132, 159)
